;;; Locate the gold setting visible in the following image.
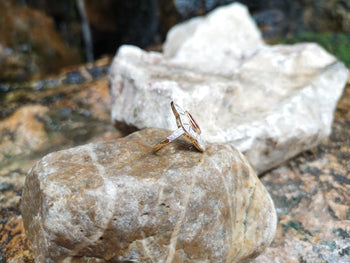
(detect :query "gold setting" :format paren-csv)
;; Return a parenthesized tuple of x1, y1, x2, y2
(153, 101, 205, 152)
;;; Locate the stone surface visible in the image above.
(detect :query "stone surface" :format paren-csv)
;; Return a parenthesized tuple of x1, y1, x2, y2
(253, 78, 350, 262)
(109, 3, 349, 174)
(0, 57, 119, 210)
(0, 58, 121, 263)
(0, 214, 33, 263)
(21, 128, 277, 263)
(163, 3, 264, 71)
(0, 0, 80, 82)
(1, 59, 349, 263)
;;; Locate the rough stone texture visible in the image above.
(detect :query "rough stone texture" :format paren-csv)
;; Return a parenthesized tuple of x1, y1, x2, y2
(21, 128, 277, 263)
(0, 3, 349, 262)
(1, 61, 349, 263)
(0, 58, 120, 262)
(0, 214, 33, 263)
(109, 3, 349, 174)
(253, 77, 350, 262)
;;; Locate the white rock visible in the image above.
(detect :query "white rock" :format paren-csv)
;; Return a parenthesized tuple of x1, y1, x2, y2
(109, 3, 348, 174)
(164, 3, 264, 74)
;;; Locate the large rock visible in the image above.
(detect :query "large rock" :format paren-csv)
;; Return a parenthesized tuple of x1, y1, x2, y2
(21, 128, 276, 262)
(109, 3, 349, 174)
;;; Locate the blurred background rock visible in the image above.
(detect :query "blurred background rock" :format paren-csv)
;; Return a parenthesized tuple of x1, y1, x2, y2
(0, 1, 349, 262)
(0, 0, 349, 83)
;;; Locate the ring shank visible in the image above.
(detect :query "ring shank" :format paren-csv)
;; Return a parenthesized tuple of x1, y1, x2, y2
(152, 138, 170, 152)
(153, 128, 185, 152)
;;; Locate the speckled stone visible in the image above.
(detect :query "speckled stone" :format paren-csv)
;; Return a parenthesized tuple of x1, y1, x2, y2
(21, 128, 277, 263)
(253, 78, 350, 262)
(0, 214, 33, 263)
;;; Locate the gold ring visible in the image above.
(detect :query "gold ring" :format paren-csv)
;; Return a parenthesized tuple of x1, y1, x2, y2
(153, 101, 205, 152)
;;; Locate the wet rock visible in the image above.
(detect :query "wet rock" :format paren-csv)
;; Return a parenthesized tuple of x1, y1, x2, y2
(109, 2, 349, 174)
(0, 0, 80, 82)
(21, 128, 276, 263)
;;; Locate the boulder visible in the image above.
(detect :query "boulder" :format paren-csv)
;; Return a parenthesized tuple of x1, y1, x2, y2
(21, 128, 276, 262)
(109, 3, 349, 174)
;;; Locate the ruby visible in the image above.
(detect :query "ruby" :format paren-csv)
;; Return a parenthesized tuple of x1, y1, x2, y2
(188, 112, 201, 133)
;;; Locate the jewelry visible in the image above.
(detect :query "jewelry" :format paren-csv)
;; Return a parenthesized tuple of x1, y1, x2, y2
(153, 101, 205, 152)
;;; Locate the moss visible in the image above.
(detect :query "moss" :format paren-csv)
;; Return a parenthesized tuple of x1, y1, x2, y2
(280, 32, 350, 67)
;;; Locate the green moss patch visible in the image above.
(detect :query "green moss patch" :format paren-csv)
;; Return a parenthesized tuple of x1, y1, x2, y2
(281, 32, 350, 67)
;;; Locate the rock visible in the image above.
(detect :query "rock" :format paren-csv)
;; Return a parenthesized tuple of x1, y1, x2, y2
(253, 82, 350, 262)
(0, 0, 80, 82)
(163, 3, 264, 73)
(0, 57, 113, 165)
(0, 60, 121, 262)
(0, 214, 33, 263)
(109, 2, 349, 174)
(252, 9, 290, 42)
(0, 105, 50, 163)
(21, 128, 276, 262)
(303, 0, 350, 34)
(0, 58, 118, 216)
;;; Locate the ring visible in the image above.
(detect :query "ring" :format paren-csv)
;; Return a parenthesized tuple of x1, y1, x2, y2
(153, 101, 205, 152)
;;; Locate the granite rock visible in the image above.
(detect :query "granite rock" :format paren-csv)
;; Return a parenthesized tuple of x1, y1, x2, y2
(252, 75, 350, 263)
(109, 3, 349, 174)
(21, 128, 276, 263)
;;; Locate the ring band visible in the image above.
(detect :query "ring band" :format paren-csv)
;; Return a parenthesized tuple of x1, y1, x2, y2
(152, 138, 170, 152)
